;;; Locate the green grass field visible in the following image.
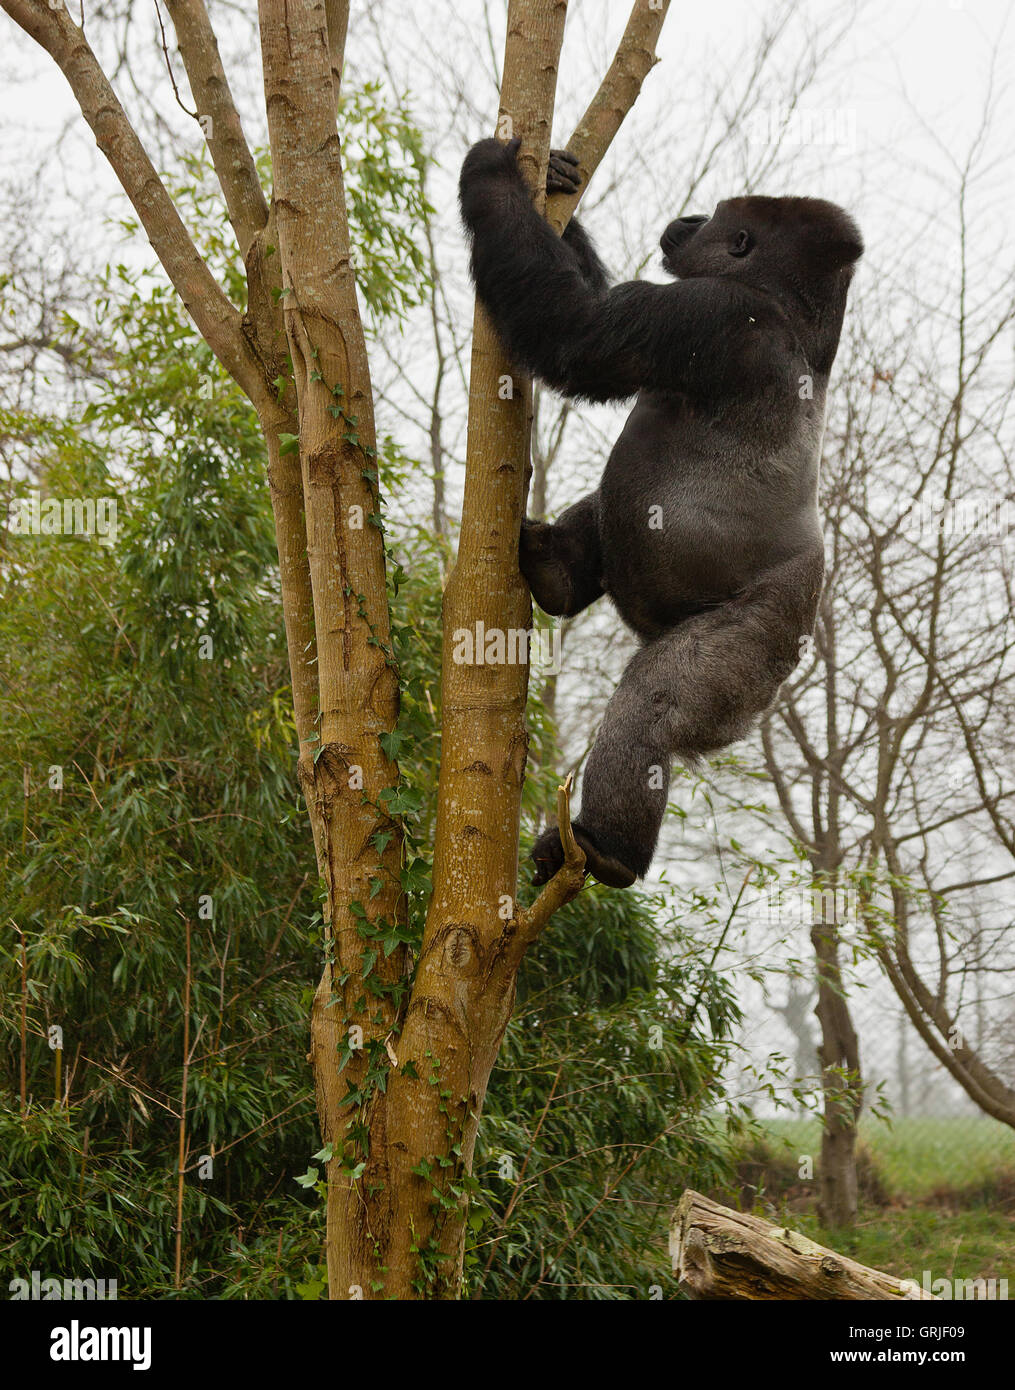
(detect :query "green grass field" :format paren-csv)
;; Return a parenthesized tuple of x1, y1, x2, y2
(763, 1114, 1015, 1200)
(793, 1205, 1013, 1285)
(719, 1114, 1015, 1285)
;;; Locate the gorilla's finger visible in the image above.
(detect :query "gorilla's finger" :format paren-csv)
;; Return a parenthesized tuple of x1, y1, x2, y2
(532, 855, 556, 886)
(547, 152, 581, 192)
(547, 164, 580, 187)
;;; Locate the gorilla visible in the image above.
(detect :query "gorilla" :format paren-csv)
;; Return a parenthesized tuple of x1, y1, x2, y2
(459, 137, 863, 888)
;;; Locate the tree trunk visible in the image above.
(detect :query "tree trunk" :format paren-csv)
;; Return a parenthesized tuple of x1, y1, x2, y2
(812, 914, 862, 1227)
(258, 0, 410, 1299)
(670, 1191, 934, 1300)
(811, 872, 856, 1223)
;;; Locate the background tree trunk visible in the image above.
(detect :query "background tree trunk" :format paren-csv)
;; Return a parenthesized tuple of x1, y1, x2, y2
(812, 923, 862, 1227)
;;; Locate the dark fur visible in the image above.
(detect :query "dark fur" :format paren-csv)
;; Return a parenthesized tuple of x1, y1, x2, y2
(459, 139, 863, 888)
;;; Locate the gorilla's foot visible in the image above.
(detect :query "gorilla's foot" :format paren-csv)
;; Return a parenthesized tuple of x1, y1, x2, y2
(531, 822, 637, 890)
(518, 519, 571, 616)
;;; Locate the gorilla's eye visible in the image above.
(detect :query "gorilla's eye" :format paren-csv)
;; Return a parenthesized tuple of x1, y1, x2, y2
(730, 230, 752, 257)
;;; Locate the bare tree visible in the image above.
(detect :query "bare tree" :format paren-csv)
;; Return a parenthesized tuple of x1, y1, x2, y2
(744, 111, 1015, 1220)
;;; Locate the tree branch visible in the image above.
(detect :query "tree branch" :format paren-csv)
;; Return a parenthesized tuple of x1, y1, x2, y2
(164, 0, 269, 259)
(546, 0, 671, 235)
(511, 773, 586, 959)
(1, 0, 266, 406)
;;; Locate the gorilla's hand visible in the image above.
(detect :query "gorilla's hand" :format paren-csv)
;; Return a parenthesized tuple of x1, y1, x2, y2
(492, 139, 581, 196)
(531, 823, 637, 890)
(518, 517, 565, 587)
(460, 138, 581, 195)
(460, 135, 518, 182)
(458, 139, 523, 226)
(546, 149, 581, 196)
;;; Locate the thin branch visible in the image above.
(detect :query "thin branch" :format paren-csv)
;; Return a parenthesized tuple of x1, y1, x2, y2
(164, 0, 270, 259)
(1, 0, 267, 405)
(154, 0, 198, 118)
(511, 774, 586, 957)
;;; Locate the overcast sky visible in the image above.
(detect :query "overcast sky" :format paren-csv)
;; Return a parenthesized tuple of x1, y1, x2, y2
(2, 1, 1011, 253)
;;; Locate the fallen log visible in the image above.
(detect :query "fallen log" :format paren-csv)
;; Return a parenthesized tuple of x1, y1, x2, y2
(670, 1190, 935, 1300)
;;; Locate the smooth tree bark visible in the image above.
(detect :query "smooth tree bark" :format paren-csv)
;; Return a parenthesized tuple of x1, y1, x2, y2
(2, 0, 671, 1296)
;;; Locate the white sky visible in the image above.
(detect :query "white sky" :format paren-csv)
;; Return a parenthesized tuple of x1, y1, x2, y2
(2, 1, 1012, 252)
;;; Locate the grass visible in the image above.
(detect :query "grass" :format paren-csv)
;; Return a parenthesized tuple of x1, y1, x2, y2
(793, 1206, 1013, 1287)
(764, 1114, 1015, 1201)
(715, 1114, 1015, 1288)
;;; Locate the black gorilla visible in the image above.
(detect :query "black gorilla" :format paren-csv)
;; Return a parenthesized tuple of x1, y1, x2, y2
(459, 138, 863, 888)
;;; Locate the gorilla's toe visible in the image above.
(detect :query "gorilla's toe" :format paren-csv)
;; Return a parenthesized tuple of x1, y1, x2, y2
(581, 835, 638, 889)
(531, 826, 566, 885)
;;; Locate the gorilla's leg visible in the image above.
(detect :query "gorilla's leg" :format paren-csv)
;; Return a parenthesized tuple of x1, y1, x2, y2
(531, 549, 824, 887)
(519, 493, 603, 618)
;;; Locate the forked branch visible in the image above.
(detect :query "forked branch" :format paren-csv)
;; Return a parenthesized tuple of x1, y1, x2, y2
(547, 0, 671, 234)
(0, 0, 266, 405)
(512, 773, 586, 956)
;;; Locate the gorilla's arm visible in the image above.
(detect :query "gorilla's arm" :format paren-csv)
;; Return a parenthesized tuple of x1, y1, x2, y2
(560, 217, 610, 295)
(543, 149, 611, 294)
(460, 138, 749, 404)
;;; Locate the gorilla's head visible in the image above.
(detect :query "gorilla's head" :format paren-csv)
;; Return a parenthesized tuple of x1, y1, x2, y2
(660, 196, 864, 299)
